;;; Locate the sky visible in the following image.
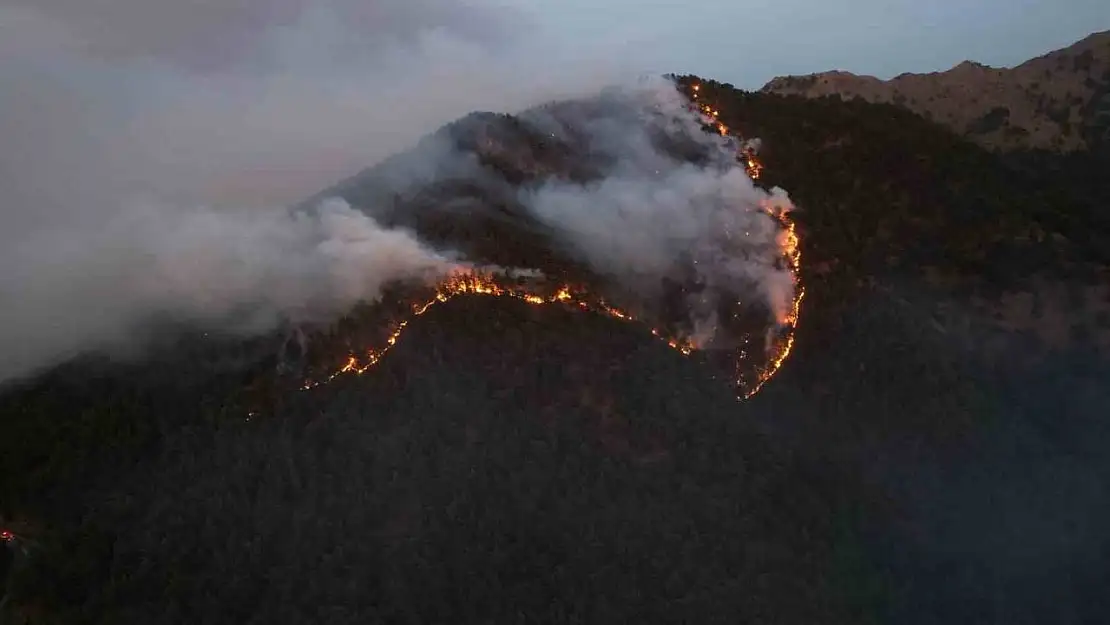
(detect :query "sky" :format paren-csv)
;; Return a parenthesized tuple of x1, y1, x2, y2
(537, 0, 1110, 85)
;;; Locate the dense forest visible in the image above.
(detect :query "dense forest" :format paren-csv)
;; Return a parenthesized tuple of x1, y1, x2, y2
(2, 78, 1108, 623)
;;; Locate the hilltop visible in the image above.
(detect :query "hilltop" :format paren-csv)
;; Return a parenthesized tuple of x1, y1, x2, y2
(763, 31, 1110, 153)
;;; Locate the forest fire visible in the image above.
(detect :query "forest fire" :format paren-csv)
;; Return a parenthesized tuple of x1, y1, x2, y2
(689, 83, 764, 181)
(690, 83, 730, 137)
(300, 85, 804, 400)
(741, 183, 805, 398)
(300, 272, 699, 391)
(689, 80, 804, 397)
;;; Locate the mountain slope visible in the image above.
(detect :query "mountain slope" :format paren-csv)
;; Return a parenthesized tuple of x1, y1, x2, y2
(679, 75, 1110, 358)
(762, 31, 1110, 152)
(23, 298, 855, 624)
(4, 78, 1110, 623)
(679, 75, 1110, 624)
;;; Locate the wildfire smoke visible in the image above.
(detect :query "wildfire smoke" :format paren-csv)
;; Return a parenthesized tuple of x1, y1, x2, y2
(300, 108, 805, 400)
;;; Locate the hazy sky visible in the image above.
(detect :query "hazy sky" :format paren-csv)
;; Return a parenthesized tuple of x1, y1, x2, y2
(532, 0, 1109, 86)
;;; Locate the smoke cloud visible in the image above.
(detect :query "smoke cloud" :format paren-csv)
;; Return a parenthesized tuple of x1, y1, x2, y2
(525, 165, 795, 323)
(0, 0, 645, 384)
(0, 198, 452, 382)
(518, 84, 797, 349)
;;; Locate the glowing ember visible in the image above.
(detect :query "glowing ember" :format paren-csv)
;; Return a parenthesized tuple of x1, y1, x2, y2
(297, 84, 803, 401)
(747, 159, 763, 180)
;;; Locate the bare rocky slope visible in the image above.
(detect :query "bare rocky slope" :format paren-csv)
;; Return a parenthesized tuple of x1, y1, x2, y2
(763, 31, 1110, 152)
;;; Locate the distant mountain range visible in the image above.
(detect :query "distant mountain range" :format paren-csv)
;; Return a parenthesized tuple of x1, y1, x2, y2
(763, 30, 1110, 153)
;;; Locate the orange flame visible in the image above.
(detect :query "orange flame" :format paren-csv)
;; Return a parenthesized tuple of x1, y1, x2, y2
(300, 271, 700, 391)
(743, 197, 804, 399)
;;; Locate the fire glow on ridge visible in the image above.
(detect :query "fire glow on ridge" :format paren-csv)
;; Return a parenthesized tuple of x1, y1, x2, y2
(299, 83, 804, 401)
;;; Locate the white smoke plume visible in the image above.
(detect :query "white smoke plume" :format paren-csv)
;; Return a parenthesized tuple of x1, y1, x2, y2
(519, 82, 797, 349)
(0, 198, 452, 382)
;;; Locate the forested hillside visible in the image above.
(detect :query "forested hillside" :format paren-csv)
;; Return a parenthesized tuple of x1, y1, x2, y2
(3, 79, 1108, 623)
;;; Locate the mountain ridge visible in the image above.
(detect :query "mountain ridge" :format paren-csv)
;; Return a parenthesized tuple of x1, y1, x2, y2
(762, 30, 1110, 152)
